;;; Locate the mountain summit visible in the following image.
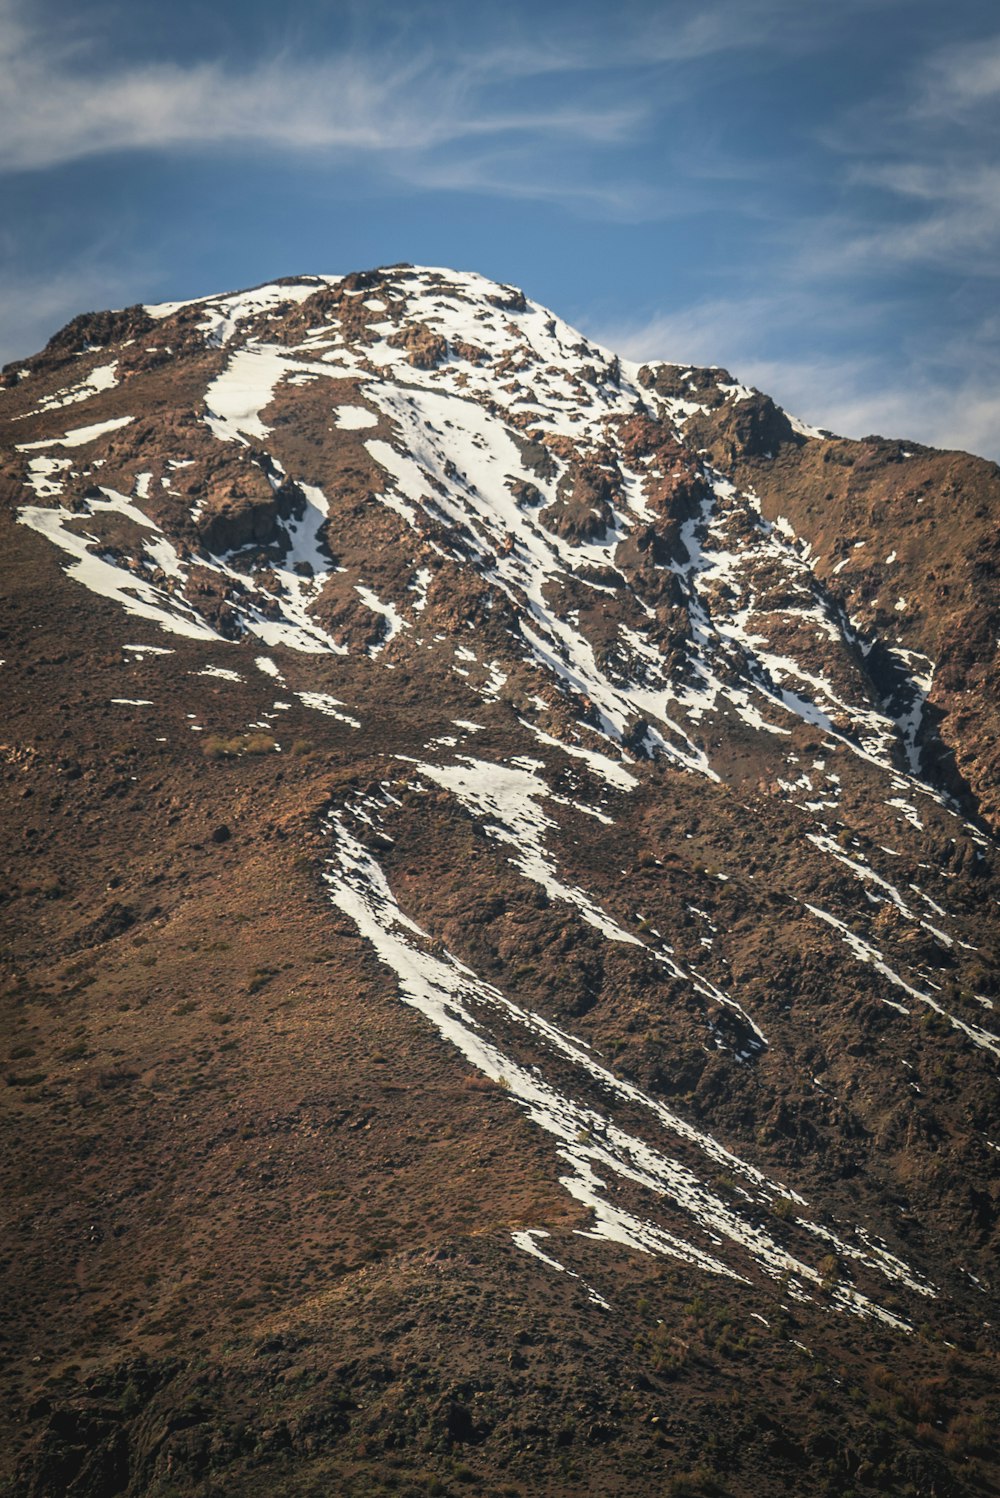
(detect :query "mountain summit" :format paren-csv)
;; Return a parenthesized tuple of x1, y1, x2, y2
(3, 266, 998, 1497)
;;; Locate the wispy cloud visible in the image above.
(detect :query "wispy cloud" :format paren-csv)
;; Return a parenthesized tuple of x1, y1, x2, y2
(0, 3, 645, 176)
(833, 161, 1000, 274)
(0, 0, 789, 178)
(912, 32, 1000, 117)
(589, 290, 850, 371)
(810, 28, 1000, 278)
(739, 348, 1000, 463)
(474, 0, 834, 76)
(409, 148, 666, 219)
(0, 0, 885, 181)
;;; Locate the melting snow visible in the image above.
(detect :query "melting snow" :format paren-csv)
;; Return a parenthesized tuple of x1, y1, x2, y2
(17, 415, 134, 450)
(22, 455, 71, 498)
(296, 691, 361, 728)
(23, 360, 119, 415)
(335, 404, 378, 430)
(356, 584, 406, 651)
(321, 805, 924, 1327)
(415, 755, 642, 945)
(805, 903, 1000, 1057)
(18, 492, 221, 641)
(195, 665, 243, 682)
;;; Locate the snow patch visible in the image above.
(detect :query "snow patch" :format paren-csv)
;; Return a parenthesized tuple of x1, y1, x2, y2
(335, 404, 378, 430)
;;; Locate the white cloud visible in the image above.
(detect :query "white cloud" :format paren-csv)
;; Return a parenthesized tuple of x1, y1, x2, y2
(0, 1, 648, 175)
(0, 0, 811, 180)
(0, 61, 585, 174)
(590, 287, 877, 375)
(913, 32, 1000, 116)
(811, 29, 1000, 278)
(0, 0, 888, 179)
(801, 157, 1000, 279)
(733, 351, 1000, 462)
(406, 144, 667, 219)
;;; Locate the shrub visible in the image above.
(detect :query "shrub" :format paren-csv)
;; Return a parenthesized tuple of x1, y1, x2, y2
(819, 1253, 841, 1285)
(944, 1411, 992, 1457)
(203, 732, 277, 760)
(98, 1065, 137, 1089)
(665, 1467, 727, 1497)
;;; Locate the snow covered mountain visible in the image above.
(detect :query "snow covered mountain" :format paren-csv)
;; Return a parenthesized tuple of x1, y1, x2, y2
(2, 266, 998, 1497)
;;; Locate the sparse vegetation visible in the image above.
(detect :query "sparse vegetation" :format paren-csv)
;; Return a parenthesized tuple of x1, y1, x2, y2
(202, 731, 277, 759)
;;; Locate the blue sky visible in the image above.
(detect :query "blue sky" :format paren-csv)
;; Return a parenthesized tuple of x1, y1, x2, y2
(2, 0, 998, 457)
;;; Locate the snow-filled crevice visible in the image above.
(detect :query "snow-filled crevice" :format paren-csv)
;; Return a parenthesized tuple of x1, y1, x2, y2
(321, 795, 933, 1327)
(804, 902, 1000, 1058)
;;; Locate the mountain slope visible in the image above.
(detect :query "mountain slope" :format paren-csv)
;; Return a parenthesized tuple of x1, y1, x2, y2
(2, 265, 998, 1498)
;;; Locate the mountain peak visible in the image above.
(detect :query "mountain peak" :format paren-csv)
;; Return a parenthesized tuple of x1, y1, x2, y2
(7, 265, 994, 804)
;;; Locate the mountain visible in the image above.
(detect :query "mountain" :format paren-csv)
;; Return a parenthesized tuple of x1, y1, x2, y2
(2, 265, 998, 1498)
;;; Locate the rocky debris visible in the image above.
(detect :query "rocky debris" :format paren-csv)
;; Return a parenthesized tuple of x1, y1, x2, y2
(42, 305, 157, 361)
(547, 460, 618, 542)
(195, 471, 304, 557)
(641, 362, 798, 461)
(387, 322, 449, 369)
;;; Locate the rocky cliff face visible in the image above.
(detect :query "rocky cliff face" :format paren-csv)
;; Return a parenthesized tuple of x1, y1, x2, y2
(2, 266, 998, 1498)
